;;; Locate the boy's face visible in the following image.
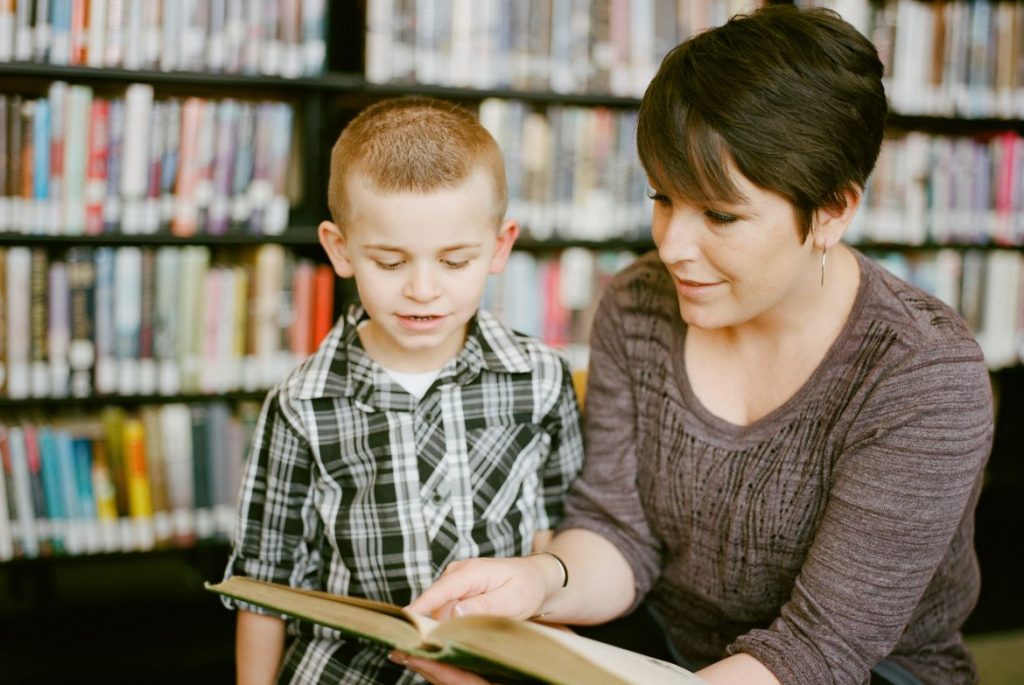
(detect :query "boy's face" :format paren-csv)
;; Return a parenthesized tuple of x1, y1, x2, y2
(319, 169, 518, 373)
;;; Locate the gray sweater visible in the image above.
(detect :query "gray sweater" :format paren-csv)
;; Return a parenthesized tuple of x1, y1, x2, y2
(561, 250, 992, 685)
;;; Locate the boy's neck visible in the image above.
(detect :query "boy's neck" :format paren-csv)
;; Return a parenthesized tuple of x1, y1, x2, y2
(356, 319, 467, 374)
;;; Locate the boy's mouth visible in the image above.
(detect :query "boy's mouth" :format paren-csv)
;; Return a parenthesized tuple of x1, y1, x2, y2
(397, 314, 448, 331)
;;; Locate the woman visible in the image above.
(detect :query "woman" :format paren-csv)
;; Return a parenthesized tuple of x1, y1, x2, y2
(399, 6, 992, 685)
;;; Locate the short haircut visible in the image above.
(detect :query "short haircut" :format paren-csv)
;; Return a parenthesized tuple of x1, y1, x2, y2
(327, 96, 508, 228)
(636, 5, 887, 240)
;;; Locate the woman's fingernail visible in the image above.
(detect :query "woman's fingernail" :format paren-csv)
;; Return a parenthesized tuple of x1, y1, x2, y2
(387, 650, 408, 665)
(452, 603, 464, 617)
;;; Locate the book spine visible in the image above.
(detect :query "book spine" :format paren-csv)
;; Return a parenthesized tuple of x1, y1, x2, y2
(119, 83, 153, 235)
(5, 247, 30, 399)
(6, 426, 41, 557)
(71, 436, 101, 553)
(33, 0, 50, 63)
(311, 263, 334, 349)
(36, 426, 66, 554)
(122, 417, 155, 550)
(141, 99, 165, 235)
(47, 260, 71, 398)
(154, 246, 180, 395)
(113, 246, 142, 396)
(86, 0, 108, 67)
(49, 0, 71, 65)
(159, 404, 195, 543)
(93, 246, 117, 394)
(13, 0, 34, 62)
(63, 84, 91, 236)
(84, 98, 109, 236)
(66, 246, 96, 398)
(103, 98, 124, 233)
(301, 0, 325, 75)
(29, 247, 49, 397)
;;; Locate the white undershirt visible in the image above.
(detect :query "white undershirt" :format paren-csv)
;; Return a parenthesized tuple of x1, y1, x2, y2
(382, 366, 443, 400)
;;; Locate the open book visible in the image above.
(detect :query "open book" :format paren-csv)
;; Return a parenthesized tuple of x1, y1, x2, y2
(206, 576, 705, 685)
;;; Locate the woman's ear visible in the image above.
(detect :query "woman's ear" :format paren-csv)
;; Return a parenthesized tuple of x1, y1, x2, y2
(319, 221, 354, 278)
(813, 187, 862, 251)
(488, 219, 520, 275)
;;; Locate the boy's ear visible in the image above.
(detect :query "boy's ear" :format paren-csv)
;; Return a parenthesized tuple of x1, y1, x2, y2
(319, 221, 355, 278)
(488, 219, 519, 275)
(812, 187, 862, 251)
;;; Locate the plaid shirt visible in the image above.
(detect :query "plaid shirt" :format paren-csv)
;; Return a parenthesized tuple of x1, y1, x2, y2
(225, 306, 584, 684)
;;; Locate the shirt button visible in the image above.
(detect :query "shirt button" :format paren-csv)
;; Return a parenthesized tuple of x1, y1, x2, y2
(431, 491, 444, 504)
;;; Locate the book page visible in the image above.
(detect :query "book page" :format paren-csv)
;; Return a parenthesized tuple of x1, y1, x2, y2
(427, 614, 706, 685)
(206, 577, 422, 650)
(529, 622, 707, 685)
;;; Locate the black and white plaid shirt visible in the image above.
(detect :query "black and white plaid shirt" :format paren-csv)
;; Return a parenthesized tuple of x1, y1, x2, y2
(225, 306, 584, 684)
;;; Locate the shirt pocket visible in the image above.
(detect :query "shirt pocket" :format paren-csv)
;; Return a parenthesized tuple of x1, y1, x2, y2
(464, 423, 547, 522)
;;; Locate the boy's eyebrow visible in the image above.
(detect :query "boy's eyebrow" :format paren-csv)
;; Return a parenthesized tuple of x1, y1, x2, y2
(362, 242, 483, 252)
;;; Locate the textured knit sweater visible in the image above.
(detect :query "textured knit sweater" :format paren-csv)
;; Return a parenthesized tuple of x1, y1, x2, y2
(561, 250, 993, 685)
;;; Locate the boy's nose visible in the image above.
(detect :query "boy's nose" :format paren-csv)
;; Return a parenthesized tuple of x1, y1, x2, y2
(404, 266, 442, 301)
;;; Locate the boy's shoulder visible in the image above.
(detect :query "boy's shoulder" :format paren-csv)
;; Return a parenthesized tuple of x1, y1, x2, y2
(473, 308, 571, 376)
(274, 311, 354, 404)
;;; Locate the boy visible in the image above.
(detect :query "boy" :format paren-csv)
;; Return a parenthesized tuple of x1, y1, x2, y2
(223, 97, 584, 684)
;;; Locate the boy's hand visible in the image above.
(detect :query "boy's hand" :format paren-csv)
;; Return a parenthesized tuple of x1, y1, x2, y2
(406, 556, 559, 621)
(389, 652, 493, 685)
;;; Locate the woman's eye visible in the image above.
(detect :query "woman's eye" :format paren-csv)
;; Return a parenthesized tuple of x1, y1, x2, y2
(646, 188, 671, 206)
(441, 259, 469, 269)
(375, 261, 403, 271)
(705, 210, 738, 225)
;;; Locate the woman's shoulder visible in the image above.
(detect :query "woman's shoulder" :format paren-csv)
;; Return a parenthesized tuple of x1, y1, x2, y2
(853, 250, 984, 365)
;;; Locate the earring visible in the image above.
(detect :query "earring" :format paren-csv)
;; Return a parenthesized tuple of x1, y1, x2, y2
(820, 248, 827, 288)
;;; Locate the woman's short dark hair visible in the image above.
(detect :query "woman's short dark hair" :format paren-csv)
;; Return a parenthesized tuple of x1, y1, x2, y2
(637, 4, 887, 240)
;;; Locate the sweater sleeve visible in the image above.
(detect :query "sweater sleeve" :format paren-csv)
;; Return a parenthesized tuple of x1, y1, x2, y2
(728, 351, 992, 685)
(559, 284, 664, 611)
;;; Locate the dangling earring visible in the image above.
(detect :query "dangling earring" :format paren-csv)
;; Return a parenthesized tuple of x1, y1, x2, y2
(820, 248, 827, 288)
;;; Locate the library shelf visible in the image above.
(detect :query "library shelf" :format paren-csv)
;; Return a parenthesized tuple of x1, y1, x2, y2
(0, 390, 269, 409)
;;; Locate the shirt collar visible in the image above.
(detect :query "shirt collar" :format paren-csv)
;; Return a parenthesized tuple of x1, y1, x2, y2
(291, 304, 533, 408)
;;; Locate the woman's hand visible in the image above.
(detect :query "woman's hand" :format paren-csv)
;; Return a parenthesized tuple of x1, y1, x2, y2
(406, 555, 561, 621)
(389, 652, 493, 685)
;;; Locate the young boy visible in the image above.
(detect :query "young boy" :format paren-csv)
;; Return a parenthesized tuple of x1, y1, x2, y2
(223, 97, 584, 684)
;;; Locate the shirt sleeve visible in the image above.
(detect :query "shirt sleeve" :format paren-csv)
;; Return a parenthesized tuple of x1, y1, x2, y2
(558, 285, 664, 610)
(222, 387, 323, 613)
(728, 352, 992, 685)
(535, 356, 585, 531)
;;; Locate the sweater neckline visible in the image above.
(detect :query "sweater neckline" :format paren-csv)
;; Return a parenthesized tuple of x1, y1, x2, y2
(671, 251, 871, 442)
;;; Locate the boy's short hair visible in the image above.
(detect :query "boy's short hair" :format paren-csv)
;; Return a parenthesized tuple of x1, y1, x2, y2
(327, 96, 508, 229)
(637, 5, 887, 240)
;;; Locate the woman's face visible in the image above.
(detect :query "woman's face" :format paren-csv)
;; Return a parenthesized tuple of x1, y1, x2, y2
(649, 165, 819, 332)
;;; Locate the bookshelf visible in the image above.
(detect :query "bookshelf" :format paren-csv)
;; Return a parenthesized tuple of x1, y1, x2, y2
(0, 0, 1022, 681)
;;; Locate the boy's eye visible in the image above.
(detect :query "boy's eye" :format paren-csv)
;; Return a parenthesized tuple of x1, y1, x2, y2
(705, 210, 738, 226)
(375, 260, 403, 271)
(441, 259, 469, 269)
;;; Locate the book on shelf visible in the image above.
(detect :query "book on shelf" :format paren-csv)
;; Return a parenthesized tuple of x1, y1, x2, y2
(206, 576, 704, 685)
(0, 84, 297, 238)
(1, 0, 325, 76)
(0, 400, 255, 559)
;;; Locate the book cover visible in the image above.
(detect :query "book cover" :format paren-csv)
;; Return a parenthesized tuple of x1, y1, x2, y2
(206, 576, 704, 685)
